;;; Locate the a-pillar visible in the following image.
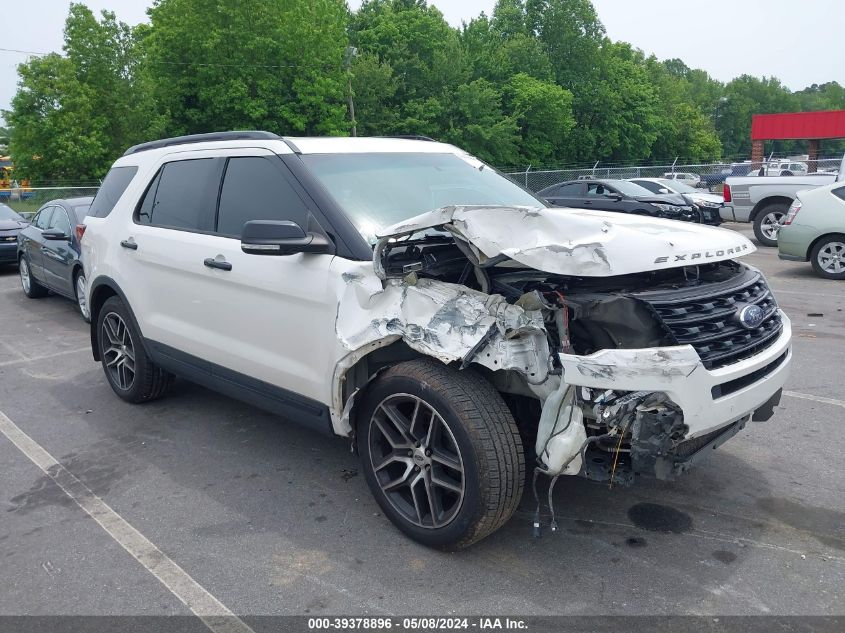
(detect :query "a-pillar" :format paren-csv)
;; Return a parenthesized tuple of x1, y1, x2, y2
(807, 139, 820, 173)
(751, 139, 765, 168)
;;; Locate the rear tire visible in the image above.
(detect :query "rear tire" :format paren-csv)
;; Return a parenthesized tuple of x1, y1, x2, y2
(97, 296, 173, 403)
(810, 236, 845, 280)
(357, 359, 525, 549)
(74, 270, 91, 323)
(19, 255, 48, 298)
(753, 202, 788, 247)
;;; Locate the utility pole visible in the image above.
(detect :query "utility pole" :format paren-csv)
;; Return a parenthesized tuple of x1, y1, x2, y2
(344, 46, 358, 137)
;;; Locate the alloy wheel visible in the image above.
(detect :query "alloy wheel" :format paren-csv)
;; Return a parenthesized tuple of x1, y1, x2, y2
(817, 241, 845, 275)
(76, 275, 89, 320)
(760, 212, 784, 241)
(368, 394, 465, 529)
(19, 259, 30, 293)
(102, 312, 136, 391)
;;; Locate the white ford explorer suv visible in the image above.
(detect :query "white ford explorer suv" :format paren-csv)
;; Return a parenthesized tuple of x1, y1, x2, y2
(82, 132, 792, 549)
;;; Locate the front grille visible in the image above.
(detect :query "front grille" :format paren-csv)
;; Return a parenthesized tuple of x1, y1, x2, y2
(635, 269, 783, 370)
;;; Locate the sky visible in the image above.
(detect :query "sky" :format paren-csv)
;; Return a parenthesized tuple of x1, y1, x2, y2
(1, 0, 844, 125)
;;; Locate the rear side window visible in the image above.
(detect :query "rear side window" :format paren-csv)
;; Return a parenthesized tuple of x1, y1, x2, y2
(552, 183, 583, 196)
(88, 166, 138, 218)
(216, 157, 309, 237)
(137, 159, 220, 231)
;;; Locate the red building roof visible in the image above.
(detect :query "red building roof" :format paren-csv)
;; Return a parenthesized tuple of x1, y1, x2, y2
(751, 110, 845, 141)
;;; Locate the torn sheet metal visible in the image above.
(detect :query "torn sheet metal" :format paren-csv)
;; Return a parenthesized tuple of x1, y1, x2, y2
(336, 274, 548, 366)
(377, 205, 756, 277)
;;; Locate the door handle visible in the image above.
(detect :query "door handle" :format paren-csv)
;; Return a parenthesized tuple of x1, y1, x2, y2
(120, 239, 138, 250)
(204, 257, 232, 271)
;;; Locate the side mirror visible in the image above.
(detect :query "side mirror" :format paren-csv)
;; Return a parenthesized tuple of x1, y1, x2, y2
(605, 192, 622, 201)
(241, 220, 335, 256)
(658, 188, 671, 194)
(42, 229, 69, 241)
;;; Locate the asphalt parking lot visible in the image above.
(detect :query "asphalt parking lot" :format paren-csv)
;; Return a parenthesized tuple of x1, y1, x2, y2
(1, 223, 843, 622)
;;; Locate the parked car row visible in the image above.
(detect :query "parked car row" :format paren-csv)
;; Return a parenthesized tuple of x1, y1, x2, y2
(1, 197, 94, 319)
(537, 178, 722, 225)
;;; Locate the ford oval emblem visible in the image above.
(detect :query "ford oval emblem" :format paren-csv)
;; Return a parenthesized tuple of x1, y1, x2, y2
(738, 304, 765, 330)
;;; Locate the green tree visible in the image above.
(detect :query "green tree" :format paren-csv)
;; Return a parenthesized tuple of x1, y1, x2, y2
(5, 54, 108, 181)
(143, 0, 348, 136)
(5, 5, 158, 181)
(503, 73, 574, 164)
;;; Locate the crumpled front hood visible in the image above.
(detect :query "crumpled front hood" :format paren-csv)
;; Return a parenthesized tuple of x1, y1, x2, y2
(377, 205, 755, 277)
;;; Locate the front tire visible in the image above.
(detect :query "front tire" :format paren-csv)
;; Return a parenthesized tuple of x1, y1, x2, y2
(19, 255, 48, 298)
(810, 236, 845, 280)
(97, 296, 173, 403)
(753, 203, 788, 247)
(357, 359, 524, 549)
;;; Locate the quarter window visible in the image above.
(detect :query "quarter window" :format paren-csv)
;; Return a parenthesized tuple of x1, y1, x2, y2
(833, 186, 845, 202)
(136, 159, 220, 231)
(88, 166, 138, 218)
(216, 157, 309, 237)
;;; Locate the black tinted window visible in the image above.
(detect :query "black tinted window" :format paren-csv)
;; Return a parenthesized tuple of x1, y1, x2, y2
(34, 207, 54, 229)
(88, 166, 138, 218)
(552, 183, 583, 196)
(633, 180, 661, 194)
(141, 159, 219, 231)
(833, 186, 845, 202)
(216, 157, 309, 237)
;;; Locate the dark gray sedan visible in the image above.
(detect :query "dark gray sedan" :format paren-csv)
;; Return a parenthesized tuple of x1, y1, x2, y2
(0, 203, 29, 265)
(17, 197, 93, 321)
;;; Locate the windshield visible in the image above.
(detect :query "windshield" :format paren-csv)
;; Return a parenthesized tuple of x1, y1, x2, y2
(0, 204, 23, 222)
(600, 180, 655, 197)
(301, 152, 544, 242)
(657, 179, 696, 194)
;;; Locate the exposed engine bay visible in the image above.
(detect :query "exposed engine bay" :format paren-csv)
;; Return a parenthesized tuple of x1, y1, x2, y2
(334, 206, 789, 491)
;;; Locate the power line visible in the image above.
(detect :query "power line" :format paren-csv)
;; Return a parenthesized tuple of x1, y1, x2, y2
(0, 47, 48, 55)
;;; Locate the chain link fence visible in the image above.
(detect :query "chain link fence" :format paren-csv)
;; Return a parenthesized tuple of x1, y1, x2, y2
(2, 186, 100, 219)
(503, 157, 842, 193)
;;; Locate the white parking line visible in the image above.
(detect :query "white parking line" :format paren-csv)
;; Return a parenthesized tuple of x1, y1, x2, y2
(0, 346, 90, 368)
(0, 410, 254, 633)
(784, 390, 845, 409)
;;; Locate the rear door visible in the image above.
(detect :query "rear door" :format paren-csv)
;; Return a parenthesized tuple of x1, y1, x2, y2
(40, 204, 77, 296)
(584, 182, 626, 212)
(542, 182, 585, 207)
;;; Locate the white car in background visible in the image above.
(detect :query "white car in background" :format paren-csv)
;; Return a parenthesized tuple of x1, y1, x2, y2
(663, 172, 701, 187)
(630, 177, 724, 224)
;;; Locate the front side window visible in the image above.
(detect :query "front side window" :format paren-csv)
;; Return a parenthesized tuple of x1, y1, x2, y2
(216, 157, 309, 237)
(34, 207, 54, 230)
(586, 183, 608, 196)
(137, 159, 220, 231)
(301, 152, 543, 243)
(49, 208, 72, 236)
(88, 166, 138, 218)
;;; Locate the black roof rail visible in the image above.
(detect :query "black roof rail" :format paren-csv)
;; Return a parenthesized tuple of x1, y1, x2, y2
(376, 135, 438, 142)
(123, 131, 282, 156)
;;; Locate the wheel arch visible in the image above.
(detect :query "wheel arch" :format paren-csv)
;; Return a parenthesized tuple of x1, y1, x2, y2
(88, 276, 147, 362)
(750, 196, 793, 222)
(807, 232, 845, 261)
